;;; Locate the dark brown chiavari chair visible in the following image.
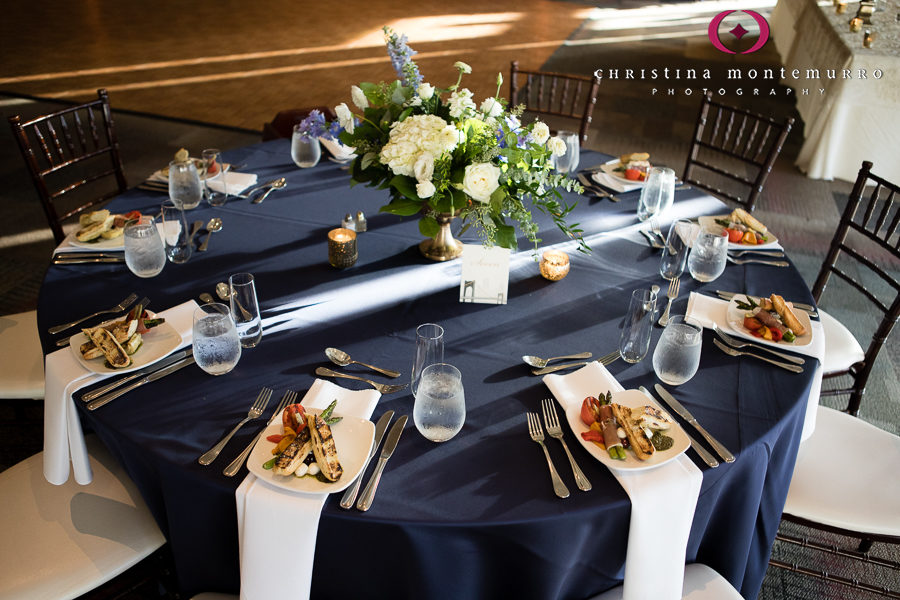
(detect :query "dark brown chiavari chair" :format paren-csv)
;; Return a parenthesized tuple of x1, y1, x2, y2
(8, 89, 127, 244)
(509, 61, 601, 147)
(682, 92, 793, 212)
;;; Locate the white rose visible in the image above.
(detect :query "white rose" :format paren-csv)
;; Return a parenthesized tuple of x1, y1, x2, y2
(417, 83, 435, 100)
(547, 136, 567, 157)
(413, 152, 435, 182)
(531, 121, 550, 145)
(416, 181, 436, 198)
(335, 103, 355, 134)
(480, 97, 503, 118)
(350, 86, 368, 110)
(462, 163, 502, 203)
(454, 61, 472, 74)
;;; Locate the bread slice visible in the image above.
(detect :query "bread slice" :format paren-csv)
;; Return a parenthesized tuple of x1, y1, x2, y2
(84, 327, 131, 368)
(76, 215, 114, 242)
(611, 403, 655, 460)
(770, 294, 807, 336)
(620, 152, 650, 164)
(731, 208, 768, 235)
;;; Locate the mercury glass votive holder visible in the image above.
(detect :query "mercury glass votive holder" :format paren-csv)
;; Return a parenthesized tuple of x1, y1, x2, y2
(539, 250, 570, 281)
(850, 17, 864, 31)
(328, 228, 358, 268)
(836, 1, 848, 13)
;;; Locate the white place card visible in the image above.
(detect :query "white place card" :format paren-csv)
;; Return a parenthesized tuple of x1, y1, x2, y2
(459, 244, 509, 304)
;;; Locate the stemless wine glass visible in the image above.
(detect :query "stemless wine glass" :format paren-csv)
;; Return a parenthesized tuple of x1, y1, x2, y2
(637, 167, 675, 221)
(652, 315, 703, 385)
(160, 201, 191, 264)
(553, 130, 580, 174)
(688, 228, 729, 282)
(413, 363, 465, 442)
(659, 218, 693, 280)
(192, 303, 241, 376)
(411, 323, 444, 395)
(124, 216, 166, 278)
(619, 288, 657, 363)
(291, 125, 322, 168)
(168, 158, 202, 210)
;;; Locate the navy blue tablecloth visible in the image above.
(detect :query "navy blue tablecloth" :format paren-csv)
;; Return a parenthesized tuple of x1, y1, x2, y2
(37, 145, 817, 599)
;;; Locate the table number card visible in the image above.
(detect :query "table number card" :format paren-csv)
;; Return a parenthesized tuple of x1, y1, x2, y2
(459, 245, 510, 304)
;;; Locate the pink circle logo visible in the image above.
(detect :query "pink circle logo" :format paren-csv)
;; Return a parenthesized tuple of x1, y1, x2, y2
(708, 10, 770, 54)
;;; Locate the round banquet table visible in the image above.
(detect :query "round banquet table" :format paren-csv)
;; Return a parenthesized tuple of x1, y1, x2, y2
(37, 144, 818, 599)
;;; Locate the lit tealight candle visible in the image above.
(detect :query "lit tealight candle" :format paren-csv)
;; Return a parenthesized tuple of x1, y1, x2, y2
(836, 1, 848, 13)
(327, 228, 358, 268)
(863, 29, 876, 47)
(539, 250, 570, 281)
(850, 17, 863, 31)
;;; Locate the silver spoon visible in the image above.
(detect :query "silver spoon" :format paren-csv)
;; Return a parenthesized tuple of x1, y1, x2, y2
(187, 220, 204, 246)
(522, 352, 592, 368)
(216, 282, 253, 321)
(251, 177, 286, 204)
(325, 347, 401, 378)
(198, 218, 222, 252)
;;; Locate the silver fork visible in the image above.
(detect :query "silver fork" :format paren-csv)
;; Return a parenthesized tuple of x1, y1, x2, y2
(712, 339, 804, 373)
(728, 249, 785, 258)
(542, 399, 591, 491)
(649, 217, 666, 246)
(640, 229, 664, 249)
(658, 277, 680, 326)
(531, 350, 620, 375)
(223, 389, 295, 477)
(199, 387, 273, 465)
(48, 292, 138, 334)
(726, 255, 789, 267)
(526, 412, 570, 498)
(712, 324, 805, 365)
(314, 367, 408, 393)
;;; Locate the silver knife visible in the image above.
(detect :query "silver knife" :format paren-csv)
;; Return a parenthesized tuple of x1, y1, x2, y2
(53, 256, 125, 265)
(654, 383, 735, 463)
(86, 355, 195, 411)
(53, 252, 124, 260)
(639, 386, 718, 468)
(357, 415, 407, 511)
(340, 410, 395, 509)
(575, 173, 617, 201)
(80, 348, 192, 402)
(715, 290, 817, 316)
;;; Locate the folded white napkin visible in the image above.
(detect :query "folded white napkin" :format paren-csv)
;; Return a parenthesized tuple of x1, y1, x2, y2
(54, 234, 124, 254)
(592, 170, 643, 193)
(544, 362, 702, 600)
(43, 301, 198, 485)
(686, 292, 825, 440)
(236, 379, 380, 600)
(147, 166, 258, 194)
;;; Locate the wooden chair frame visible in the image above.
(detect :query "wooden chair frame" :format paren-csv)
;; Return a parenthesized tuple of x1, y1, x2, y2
(682, 92, 793, 212)
(8, 89, 127, 244)
(509, 61, 600, 146)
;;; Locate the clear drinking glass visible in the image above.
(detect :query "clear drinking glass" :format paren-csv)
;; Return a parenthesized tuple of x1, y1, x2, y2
(124, 216, 166, 278)
(291, 126, 321, 168)
(652, 315, 703, 385)
(229, 272, 261, 348)
(659, 218, 693, 280)
(553, 130, 580, 174)
(637, 167, 675, 221)
(192, 303, 241, 376)
(413, 363, 465, 442)
(201, 148, 228, 207)
(688, 228, 729, 282)
(619, 288, 657, 363)
(168, 159, 202, 210)
(411, 323, 444, 396)
(160, 201, 191, 264)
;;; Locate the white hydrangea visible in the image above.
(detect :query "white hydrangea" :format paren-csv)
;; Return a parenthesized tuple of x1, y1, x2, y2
(379, 115, 459, 177)
(447, 89, 476, 119)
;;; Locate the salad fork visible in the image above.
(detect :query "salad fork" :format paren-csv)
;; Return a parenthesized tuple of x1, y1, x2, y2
(658, 277, 680, 326)
(531, 350, 619, 375)
(224, 389, 295, 477)
(542, 399, 591, 491)
(726, 255, 789, 267)
(649, 217, 666, 246)
(526, 412, 570, 498)
(199, 387, 272, 465)
(712, 339, 804, 373)
(712, 324, 805, 365)
(727, 249, 785, 258)
(48, 292, 138, 334)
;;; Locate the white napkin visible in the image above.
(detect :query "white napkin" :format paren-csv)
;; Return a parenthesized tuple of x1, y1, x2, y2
(592, 170, 643, 193)
(686, 292, 825, 440)
(319, 137, 356, 162)
(543, 362, 702, 600)
(43, 301, 198, 485)
(147, 166, 258, 194)
(236, 379, 380, 600)
(54, 234, 124, 254)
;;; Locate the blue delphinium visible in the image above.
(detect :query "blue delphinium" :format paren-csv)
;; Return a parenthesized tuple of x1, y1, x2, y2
(384, 26, 423, 88)
(296, 110, 333, 140)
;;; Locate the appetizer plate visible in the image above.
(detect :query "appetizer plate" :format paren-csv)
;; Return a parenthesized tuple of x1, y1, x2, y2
(595, 158, 648, 187)
(248, 409, 375, 495)
(725, 295, 813, 348)
(697, 215, 781, 250)
(565, 389, 690, 472)
(64, 228, 126, 250)
(69, 319, 182, 374)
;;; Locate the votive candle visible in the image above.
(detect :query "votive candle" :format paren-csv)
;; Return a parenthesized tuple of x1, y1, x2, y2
(539, 250, 570, 281)
(328, 228, 358, 268)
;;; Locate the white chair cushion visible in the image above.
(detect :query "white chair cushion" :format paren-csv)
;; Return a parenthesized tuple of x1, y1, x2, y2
(0, 310, 44, 399)
(586, 563, 742, 599)
(819, 308, 865, 375)
(0, 435, 165, 600)
(784, 405, 900, 538)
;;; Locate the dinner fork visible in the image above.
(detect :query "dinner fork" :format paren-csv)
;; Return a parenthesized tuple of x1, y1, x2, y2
(199, 387, 273, 465)
(640, 230, 664, 249)
(658, 277, 680, 326)
(649, 217, 666, 246)
(712, 324, 805, 365)
(224, 389, 295, 477)
(712, 339, 804, 373)
(314, 367, 408, 394)
(48, 292, 138, 334)
(726, 255, 789, 267)
(542, 399, 591, 491)
(531, 350, 620, 375)
(727, 249, 785, 258)
(526, 412, 570, 498)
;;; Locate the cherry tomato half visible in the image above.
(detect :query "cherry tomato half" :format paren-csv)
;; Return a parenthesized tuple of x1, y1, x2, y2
(743, 316, 763, 331)
(580, 396, 602, 426)
(624, 168, 642, 181)
(726, 228, 744, 243)
(282, 404, 306, 431)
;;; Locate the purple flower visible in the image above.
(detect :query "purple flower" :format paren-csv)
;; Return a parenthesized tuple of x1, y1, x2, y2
(296, 110, 330, 140)
(384, 27, 423, 88)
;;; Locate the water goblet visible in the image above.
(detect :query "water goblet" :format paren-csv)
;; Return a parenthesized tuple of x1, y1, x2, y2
(619, 288, 657, 363)
(637, 166, 675, 221)
(652, 315, 703, 385)
(553, 130, 580, 174)
(192, 302, 241, 376)
(291, 125, 321, 168)
(229, 272, 262, 348)
(168, 158, 202, 210)
(124, 215, 166, 278)
(411, 323, 444, 396)
(201, 148, 228, 207)
(414, 363, 465, 442)
(160, 201, 191, 264)
(659, 218, 693, 280)
(688, 227, 729, 282)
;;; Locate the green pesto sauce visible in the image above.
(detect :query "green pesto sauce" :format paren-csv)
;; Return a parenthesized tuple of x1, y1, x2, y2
(651, 431, 674, 451)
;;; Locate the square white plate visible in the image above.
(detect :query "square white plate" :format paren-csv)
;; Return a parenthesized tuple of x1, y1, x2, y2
(724, 295, 813, 348)
(70, 317, 182, 374)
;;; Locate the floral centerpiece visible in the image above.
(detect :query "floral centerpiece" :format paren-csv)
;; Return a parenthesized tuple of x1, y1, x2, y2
(329, 27, 587, 259)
